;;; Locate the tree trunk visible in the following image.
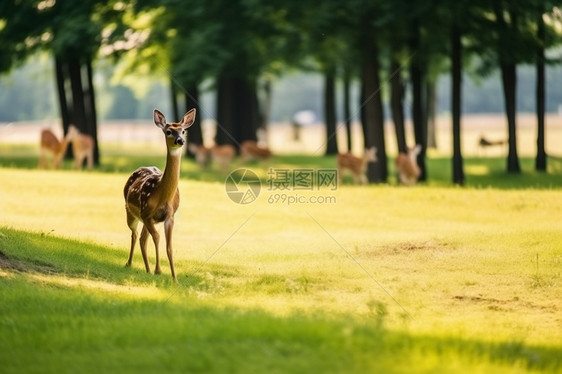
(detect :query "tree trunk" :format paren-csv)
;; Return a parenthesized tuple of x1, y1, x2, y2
(501, 63, 521, 173)
(343, 67, 352, 152)
(451, 23, 464, 186)
(215, 72, 259, 148)
(215, 73, 236, 146)
(390, 59, 407, 154)
(185, 84, 202, 145)
(261, 78, 272, 131)
(361, 36, 387, 183)
(236, 78, 258, 142)
(536, 9, 546, 172)
(409, 20, 427, 181)
(426, 80, 437, 149)
(170, 79, 179, 122)
(494, 4, 521, 174)
(54, 55, 71, 133)
(324, 67, 338, 155)
(85, 58, 99, 165)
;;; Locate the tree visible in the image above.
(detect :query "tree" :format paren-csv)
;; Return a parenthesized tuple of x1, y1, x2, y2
(408, 17, 428, 182)
(451, 21, 464, 185)
(535, 2, 547, 172)
(0, 0, 128, 166)
(360, 14, 387, 183)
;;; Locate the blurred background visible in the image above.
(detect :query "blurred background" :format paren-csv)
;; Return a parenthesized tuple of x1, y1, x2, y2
(1, 0, 561, 184)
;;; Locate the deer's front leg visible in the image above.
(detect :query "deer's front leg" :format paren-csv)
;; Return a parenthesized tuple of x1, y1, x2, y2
(139, 225, 151, 273)
(164, 216, 177, 282)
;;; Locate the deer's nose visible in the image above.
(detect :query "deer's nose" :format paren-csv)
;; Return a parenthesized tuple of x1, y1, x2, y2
(175, 137, 184, 146)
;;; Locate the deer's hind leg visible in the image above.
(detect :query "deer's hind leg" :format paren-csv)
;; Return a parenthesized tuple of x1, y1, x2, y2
(143, 219, 161, 275)
(126, 212, 139, 268)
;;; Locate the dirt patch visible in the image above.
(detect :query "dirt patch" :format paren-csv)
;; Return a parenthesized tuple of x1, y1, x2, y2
(383, 240, 454, 254)
(0, 250, 58, 275)
(453, 295, 558, 313)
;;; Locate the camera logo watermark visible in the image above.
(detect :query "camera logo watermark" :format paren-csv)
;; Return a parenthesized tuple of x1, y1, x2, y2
(225, 168, 261, 204)
(226, 168, 338, 205)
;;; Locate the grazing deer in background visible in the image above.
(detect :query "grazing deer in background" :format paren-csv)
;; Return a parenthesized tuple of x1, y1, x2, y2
(188, 143, 211, 169)
(38, 126, 75, 169)
(240, 140, 272, 162)
(188, 143, 236, 171)
(478, 135, 506, 156)
(69, 125, 94, 170)
(124, 108, 196, 282)
(337, 146, 377, 184)
(211, 144, 236, 171)
(39, 125, 94, 170)
(396, 145, 421, 186)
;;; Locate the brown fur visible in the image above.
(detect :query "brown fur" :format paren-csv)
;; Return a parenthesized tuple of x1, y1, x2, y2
(240, 140, 272, 161)
(38, 129, 72, 169)
(337, 146, 377, 184)
(396, 145, 421, 186)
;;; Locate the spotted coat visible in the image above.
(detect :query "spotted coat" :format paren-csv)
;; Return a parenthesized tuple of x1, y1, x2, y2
(124, 166, 179, 223)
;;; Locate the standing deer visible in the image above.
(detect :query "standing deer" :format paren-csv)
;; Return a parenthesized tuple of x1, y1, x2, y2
(188, 143, 211, 169)
(240, 140, 272, 162)
(70, 125, 94, 170)
(39, 125, 95, 170)
(396, 145, 421, 186)
(336, 146, 377, 184)
(187, 143, 236, 171)
(38, 126, 76, 169)
(210, 144, 236, 171)
(124, 108, 196, 282)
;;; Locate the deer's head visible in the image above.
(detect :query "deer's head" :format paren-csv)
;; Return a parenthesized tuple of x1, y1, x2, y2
(153, 108, 196, 151)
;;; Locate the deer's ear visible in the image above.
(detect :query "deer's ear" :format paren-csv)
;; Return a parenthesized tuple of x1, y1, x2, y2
(182, 108, 196, 129)
(153, 109, 167, 129)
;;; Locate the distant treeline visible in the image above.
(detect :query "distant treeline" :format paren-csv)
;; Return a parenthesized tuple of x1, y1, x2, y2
(1, 57, 561, 123)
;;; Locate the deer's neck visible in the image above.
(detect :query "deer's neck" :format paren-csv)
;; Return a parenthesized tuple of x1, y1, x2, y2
(157, 148, 182, 202)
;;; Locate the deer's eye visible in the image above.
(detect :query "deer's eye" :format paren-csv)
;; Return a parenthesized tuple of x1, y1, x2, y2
(166, 130, 172, 136)
(182, 130, 186, 134)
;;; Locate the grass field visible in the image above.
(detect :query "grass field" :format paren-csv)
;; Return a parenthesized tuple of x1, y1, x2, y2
(0, 142, 561, 373)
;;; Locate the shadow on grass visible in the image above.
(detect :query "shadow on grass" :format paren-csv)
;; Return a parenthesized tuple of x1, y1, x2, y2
(0, 227, 560, 373)
(0, 268, 560, 373)
(0, 226, 211, 287)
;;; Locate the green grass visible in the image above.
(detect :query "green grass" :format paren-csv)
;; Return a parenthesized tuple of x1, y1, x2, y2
(0, 144, 561, 373)
(2, 142, 562, 188)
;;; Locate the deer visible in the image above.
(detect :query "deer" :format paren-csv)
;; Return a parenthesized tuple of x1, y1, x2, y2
(38, 126, 75, 169)
(477, 135, 506, 156)
(396, 144, 421, 186)
(336, 146, 377, 184)
(69, 125, 94, 170)
(211, 144, 236, 171)
(188, 143, 236, 171)
(124, 108, 196, 282)
(188, 143, 211, 169)
(240, 140, 272, 162)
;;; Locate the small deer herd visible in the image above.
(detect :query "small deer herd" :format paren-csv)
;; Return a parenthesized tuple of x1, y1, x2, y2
(39, 124, 94, 170)
(188, 139, 272, 171)
(336, 145, 421, 186)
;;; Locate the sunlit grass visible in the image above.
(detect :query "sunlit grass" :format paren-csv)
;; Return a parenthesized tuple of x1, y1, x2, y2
(0, 148, 561, 372)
